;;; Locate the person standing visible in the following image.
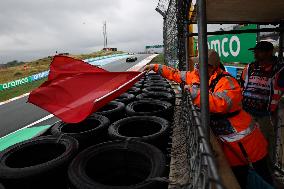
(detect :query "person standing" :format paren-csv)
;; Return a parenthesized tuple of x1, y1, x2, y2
(240, 41, 284, 163)
(145, 50, 273, 188)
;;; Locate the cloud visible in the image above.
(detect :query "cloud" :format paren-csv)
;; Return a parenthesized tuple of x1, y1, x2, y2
(0, 0, 163, 63)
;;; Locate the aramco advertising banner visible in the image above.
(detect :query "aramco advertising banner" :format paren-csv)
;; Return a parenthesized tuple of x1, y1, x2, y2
(195, 24, 257, 63)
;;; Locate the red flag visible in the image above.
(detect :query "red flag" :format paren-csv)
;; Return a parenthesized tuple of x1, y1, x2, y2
(28, 56, 143, 123)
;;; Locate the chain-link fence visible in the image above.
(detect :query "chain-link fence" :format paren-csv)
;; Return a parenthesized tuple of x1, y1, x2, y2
(180, 90, 225, 189)
(156, 0, 189, 70)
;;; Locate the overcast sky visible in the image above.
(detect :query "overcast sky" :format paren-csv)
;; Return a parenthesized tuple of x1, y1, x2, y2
(0, 0, 164, 64)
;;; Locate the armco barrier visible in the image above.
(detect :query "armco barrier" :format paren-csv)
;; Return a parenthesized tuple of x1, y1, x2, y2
(0, 77, 32, 91)
(0, 54, 127, 91)
(0, 70, 50, 91)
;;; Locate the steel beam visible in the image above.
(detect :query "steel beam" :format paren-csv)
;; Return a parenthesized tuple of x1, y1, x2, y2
(187, 27, 283, 36)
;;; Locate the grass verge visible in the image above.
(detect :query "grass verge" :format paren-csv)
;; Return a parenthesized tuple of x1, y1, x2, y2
(149, 54, 165, 65)
(0, 78, 47, 103)
(0, 51, 124, 84)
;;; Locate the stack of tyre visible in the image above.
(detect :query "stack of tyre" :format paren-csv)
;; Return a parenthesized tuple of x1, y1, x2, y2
(0, 73, 174, 189)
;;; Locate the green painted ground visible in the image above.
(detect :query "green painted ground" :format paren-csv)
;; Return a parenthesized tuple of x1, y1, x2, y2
(0, 125, 51, 152)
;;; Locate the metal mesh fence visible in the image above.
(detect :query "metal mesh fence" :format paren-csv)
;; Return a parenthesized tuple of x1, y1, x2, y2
(156, 0, 188, 69)
(180, 90, 224, 189)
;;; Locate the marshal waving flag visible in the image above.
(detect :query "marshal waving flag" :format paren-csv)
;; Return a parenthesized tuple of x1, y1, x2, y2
(28, 55, 143, 123)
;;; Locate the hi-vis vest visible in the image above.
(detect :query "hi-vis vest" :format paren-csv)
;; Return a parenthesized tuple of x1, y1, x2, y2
(242, 60, 284, 115)
(154, 63, 257, 143)
(153, 64, 268, 166)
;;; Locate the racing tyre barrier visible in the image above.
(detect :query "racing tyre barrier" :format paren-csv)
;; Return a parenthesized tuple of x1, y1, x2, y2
(0, 136, 79, 189)
(134, 83, 143, 89)
(143, 82, 171, 88)
(96, 101, 125, 122)
(126, 100, 173, 120)
(136, 80, 144, 85)
(145, 77, 166, 82)
(142, 86, 173, 94)
(136, 92, 175, 105)
(127, 87, 141, 95)
(146, 74, 163, 79)
(51, 114, 110, 149)
(115, 93, 135, 105)
(145, 73, 160, 77)
(108, 116, 170, 150)
(68, 140, 167, 189)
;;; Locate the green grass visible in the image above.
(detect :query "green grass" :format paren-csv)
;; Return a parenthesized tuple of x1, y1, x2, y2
(0, 51, 124, 84)
(149, 54, 165, 65)
(0, 78, 47, 102)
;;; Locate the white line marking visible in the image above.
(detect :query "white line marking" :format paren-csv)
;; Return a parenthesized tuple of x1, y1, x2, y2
(0, 114, 54, 140)
(127, 54, 158, 72)
(0, 54, 156, 139)
(0, 93, 30, 106)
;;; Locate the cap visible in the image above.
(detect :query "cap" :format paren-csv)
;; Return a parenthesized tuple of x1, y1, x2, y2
(208, 49, 220, 67)
(248, 41, 274, 51)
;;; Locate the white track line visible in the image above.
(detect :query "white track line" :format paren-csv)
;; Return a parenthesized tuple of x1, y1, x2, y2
(0, 114, 54, 140)
(0, 54, 157, 140)
(0, 93, 30, 106)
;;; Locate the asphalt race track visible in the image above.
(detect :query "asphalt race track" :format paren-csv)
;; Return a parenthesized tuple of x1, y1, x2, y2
(0, 54, 151, 138)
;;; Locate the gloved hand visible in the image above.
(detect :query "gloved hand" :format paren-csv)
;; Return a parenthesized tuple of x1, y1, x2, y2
(144, 64, 155, 72)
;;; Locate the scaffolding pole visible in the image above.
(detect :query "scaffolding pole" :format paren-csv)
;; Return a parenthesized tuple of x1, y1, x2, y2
(197, 0, 209, 138)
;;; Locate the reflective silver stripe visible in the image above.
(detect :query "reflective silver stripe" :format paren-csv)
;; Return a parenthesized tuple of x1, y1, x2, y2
(158, 65, 163, 75)
(213, 90, 233, 111)
(219, 122, 256, 142)
(225, 76, 236, 90)
(180, 71, 187, 82)
(190, 85, 199, 99)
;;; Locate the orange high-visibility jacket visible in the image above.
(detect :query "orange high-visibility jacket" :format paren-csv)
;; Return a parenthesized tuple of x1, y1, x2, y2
(153, 64, 268, 166)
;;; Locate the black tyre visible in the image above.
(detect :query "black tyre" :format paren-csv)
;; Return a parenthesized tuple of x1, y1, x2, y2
(144, 82, 171, 88)
(51, 114, 110, 149)
(146, 73, 159, 77)
(109, 116, 170, 150)
(115, 93, 135, 105)
(136, 92, 175, 104)
(126, 100, 173, 120)
(0, 183, 4, 189)
(146, 75, 163, 79)
(127, 87, 141, 95)
(0, 136, 79, 189)
(134, 83, 143, 88)
(68, 141, 167, 189)
(135, 80, 144, 85)
(96, 101, 125, 122)
(142, 86, 173, 94)
(146, 78, 166, 82)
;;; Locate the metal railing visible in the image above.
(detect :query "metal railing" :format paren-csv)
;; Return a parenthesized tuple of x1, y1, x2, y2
(180, 90, 225, 189)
